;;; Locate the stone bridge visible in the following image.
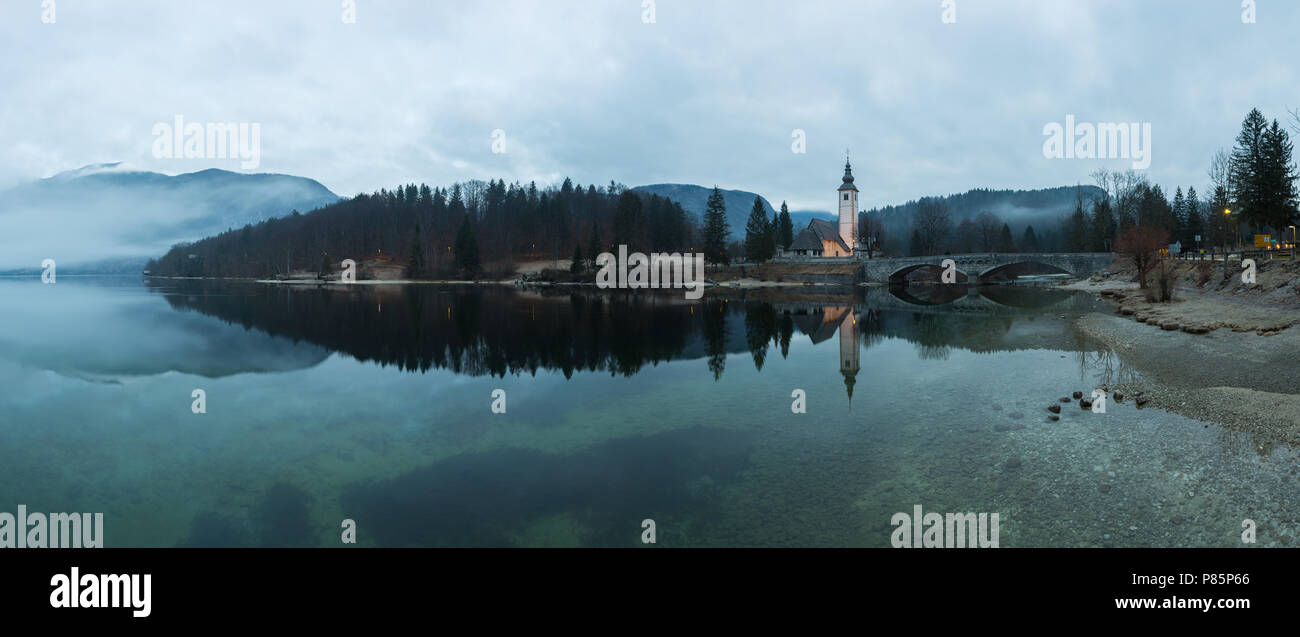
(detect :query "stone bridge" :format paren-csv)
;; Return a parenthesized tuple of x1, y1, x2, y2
(860, 253, 1115, 284)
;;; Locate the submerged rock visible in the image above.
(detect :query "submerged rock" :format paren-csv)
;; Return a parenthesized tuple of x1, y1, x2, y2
(1048, 404, 1061, 414)
(1073, 391, 1083, 399)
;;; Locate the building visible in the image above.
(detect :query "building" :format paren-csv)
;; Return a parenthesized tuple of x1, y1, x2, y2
(786, 158, 859, 258)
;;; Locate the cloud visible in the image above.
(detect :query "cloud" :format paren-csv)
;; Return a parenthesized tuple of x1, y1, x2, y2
(0, 0, 1296, 215)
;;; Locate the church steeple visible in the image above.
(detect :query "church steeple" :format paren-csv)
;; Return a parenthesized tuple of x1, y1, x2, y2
(837, 154, 858, 253)
(840, 152, 857, 190)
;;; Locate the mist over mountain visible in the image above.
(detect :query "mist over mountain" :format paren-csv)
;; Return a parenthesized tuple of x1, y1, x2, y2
(0, 163, 340, 272)
(632, 183, 1103, 253)
(866, 185, 1108, 255)
(632, 184, 776, 240)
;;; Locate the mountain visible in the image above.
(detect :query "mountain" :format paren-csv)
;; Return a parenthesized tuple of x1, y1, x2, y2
(788, 210, 835, 231)
(0, 163, 340, 272)
(865, 185, 1107, 256)
(632, 184, 776, 240)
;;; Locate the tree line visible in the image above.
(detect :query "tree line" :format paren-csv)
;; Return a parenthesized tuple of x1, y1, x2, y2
(880, 107, 1298, 258)
(147, 178, 704, 279)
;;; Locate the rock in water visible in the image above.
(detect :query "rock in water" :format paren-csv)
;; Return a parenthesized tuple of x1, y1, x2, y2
(1080, 399, 1093, 410)
(1073, 391, 1083, 399)
(1113, 391, 1124, 402)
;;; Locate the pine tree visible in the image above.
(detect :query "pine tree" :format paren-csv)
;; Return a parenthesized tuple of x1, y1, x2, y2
(1261, 119, 1299, 230)
(1064, 198, 1089, 252)
(995, 223, 1017, 252)
(778, 201, 794, 249)
(586, 222, 600, 271)
(703, 186, 730, 265)
(570, 243, 584, 274)
(744, 197, 772, 262)
(1087, 197, 1116, 252)
(1020, 225, 1040, 253)
(1230, 108, 1270, 229)
(1184, 186, 1203, 249)
(454, 215, 481, 274)
(405, 223, 427, 278)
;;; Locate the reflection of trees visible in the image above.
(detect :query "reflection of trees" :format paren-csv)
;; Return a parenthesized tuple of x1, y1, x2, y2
(745, 302, 778, 371)
(148, 280, 1113, 381)
(778, 314, 794, 359)
(703, 299, 728, 380)
(910, 313, 955, 361)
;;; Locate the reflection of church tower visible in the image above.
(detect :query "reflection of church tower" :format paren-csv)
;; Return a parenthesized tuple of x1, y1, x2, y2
(838, 308, 860, 404)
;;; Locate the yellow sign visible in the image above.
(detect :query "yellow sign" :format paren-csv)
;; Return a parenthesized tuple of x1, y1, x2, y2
(1255, 235, 1271, 248)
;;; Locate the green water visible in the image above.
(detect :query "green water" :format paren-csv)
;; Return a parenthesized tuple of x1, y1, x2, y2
(0, 277, 1294, 547)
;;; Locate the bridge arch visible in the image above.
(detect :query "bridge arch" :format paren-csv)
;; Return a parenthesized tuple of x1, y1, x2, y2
(888, 262, 971, 284)
(978, 260, 1075, 280)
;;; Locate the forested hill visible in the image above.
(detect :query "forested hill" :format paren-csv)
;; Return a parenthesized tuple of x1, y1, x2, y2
(146, 178, 700, 279)
(866, 185, 1106, 256)
(632, 184, 775, 240)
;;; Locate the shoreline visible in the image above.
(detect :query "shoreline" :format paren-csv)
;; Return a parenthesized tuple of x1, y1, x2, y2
(1065, 265, 1300, 447)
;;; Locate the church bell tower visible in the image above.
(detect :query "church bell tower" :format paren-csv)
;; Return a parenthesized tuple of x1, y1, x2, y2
(838, 154, 858, 253)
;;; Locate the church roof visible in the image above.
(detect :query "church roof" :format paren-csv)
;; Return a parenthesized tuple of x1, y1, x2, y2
(790, 218, 851, 254)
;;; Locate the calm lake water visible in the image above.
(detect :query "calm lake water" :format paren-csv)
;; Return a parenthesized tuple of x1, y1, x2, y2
(0, 276, 1296, 547)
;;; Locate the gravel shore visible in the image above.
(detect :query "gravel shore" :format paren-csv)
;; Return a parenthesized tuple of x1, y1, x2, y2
(1074, 309, 1300, 447)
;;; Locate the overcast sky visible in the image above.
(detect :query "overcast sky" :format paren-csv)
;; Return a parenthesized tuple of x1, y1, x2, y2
(2, 0, 1297, 212)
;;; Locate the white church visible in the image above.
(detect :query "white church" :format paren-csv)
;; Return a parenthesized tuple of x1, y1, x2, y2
(785, 158, 862, 258)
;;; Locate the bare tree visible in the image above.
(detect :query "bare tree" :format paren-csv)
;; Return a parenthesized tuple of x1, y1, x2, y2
(912, 199, 952, 256)
(973, 211, 1000, 252)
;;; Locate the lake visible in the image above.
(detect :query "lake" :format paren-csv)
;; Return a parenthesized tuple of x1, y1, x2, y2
(0, 276, 1294, 547)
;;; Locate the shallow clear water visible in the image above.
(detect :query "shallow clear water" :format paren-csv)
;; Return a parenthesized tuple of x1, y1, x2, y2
(0, 276, 1295, 547)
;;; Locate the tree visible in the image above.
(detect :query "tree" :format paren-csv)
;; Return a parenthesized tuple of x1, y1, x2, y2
(702, 186, 730, 265)
(1230, 108, 1270, 229)
(777, 201, 794, 250)
(1087, 196, 1116, 252)
(1021, 225, 1040, 253)
(454, 214, 481, 274)
(570, 243, 584, 274)
(612, 190, 646, 249)
(995, 223, 1017, 252)
(1260, 119, 1299, 230)
(1184, 186, 1203, 250)
(1063, 193, 1089, 252)
(405, 223, 428, 278)
(319, 253, 333, 278)
(859, 211, 885, 257)
(585, 222, 600, 271)
(1114, 224, 1169, 288)
(973, 211, 1000, 252)
(744, 196, 773, 262)
(911, 199, 951, 256)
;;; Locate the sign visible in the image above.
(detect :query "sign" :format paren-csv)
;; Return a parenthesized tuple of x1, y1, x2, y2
(1195, 235, 1201, 242)
(1255, 234, 1271, 248)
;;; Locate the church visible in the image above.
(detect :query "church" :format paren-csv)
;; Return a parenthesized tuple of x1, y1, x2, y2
(785, 158, 860, 258)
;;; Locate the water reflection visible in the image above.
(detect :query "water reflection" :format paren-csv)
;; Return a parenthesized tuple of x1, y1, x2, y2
(142, 280, 1109, 400)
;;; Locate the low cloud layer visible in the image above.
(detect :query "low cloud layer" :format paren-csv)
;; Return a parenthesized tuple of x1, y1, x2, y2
(1, 0, 1296, 217)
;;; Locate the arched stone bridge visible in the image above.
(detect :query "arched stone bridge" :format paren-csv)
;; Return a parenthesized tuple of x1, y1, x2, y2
(861, 253, 1115, 284)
